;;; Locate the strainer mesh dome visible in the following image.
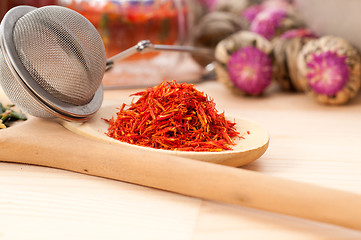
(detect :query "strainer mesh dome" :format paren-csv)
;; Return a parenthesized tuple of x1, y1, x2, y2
(12, 6, 106, 106)
(0, 51, 54, 118)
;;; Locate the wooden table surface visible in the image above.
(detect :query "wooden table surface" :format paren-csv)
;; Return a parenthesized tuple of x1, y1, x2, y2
(1, 67, 361, 239)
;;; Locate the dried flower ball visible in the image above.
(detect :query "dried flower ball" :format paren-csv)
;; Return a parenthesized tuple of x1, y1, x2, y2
(215, 31, 273, 96)
(244, 0, 305, 40)
(227, 46, 273, 95)
(191, 11, 247, 67)
(297, 36, 361, 105)
(250, 8, 287, 40)
(273, 28, 317, 92)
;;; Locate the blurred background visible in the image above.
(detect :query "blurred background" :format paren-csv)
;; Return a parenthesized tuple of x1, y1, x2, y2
(1, 0, 315, 91)
(0, 0, 201, 88)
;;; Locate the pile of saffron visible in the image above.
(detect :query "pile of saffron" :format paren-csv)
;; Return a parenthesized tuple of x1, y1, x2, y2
(105, 81, 240, 152)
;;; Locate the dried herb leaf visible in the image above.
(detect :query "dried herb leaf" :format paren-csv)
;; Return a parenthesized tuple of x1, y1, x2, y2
(0, 102, 27, 129)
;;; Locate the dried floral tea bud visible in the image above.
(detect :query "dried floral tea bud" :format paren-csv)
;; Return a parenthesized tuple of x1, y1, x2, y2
(215, 31, 273, 96)
(241, 0, 288, 22)
(247, 0, 305, 40)
(227, 46, 272, 95)
(306, 52, 349, 94)
(191, 11, 247, 67)
(250, 8, 287, 40)
(297, 36, 361, 105)
(273, 28, 317, 92)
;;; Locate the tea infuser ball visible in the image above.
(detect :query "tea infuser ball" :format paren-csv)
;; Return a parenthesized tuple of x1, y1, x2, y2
(0, 5, 106, 121)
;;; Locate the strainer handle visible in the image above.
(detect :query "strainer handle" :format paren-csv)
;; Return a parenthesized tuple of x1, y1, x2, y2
(105, 40, 214, 71)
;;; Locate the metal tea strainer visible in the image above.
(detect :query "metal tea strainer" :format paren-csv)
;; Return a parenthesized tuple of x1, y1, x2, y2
(0, 5, 213, 122)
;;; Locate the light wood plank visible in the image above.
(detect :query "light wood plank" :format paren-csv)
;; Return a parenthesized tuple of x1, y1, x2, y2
(2, 80, 361, 239)
(0, 163, 201, 240)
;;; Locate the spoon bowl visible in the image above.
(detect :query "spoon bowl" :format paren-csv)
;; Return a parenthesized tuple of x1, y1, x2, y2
(62, 100, 269, 167)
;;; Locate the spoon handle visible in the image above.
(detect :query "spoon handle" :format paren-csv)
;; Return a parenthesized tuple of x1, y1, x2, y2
(2, 118, 361, 231)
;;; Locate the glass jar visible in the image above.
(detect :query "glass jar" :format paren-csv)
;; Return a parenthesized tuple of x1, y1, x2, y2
(58, 0, 194, 88)
(0, 0, 58, 21)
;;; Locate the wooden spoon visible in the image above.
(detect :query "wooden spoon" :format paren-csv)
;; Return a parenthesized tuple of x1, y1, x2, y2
(61, 100, 269, 167)
(1, 107, 361, 231)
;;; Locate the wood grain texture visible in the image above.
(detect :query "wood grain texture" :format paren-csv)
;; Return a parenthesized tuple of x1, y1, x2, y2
(1, 81, 361, 239)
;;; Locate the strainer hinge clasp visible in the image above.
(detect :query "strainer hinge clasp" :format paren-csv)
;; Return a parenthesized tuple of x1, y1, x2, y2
(136, 40, 155, 53)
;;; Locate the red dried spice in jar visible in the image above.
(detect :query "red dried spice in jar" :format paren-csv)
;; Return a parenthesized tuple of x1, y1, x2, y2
(105, 81, 240, 152)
